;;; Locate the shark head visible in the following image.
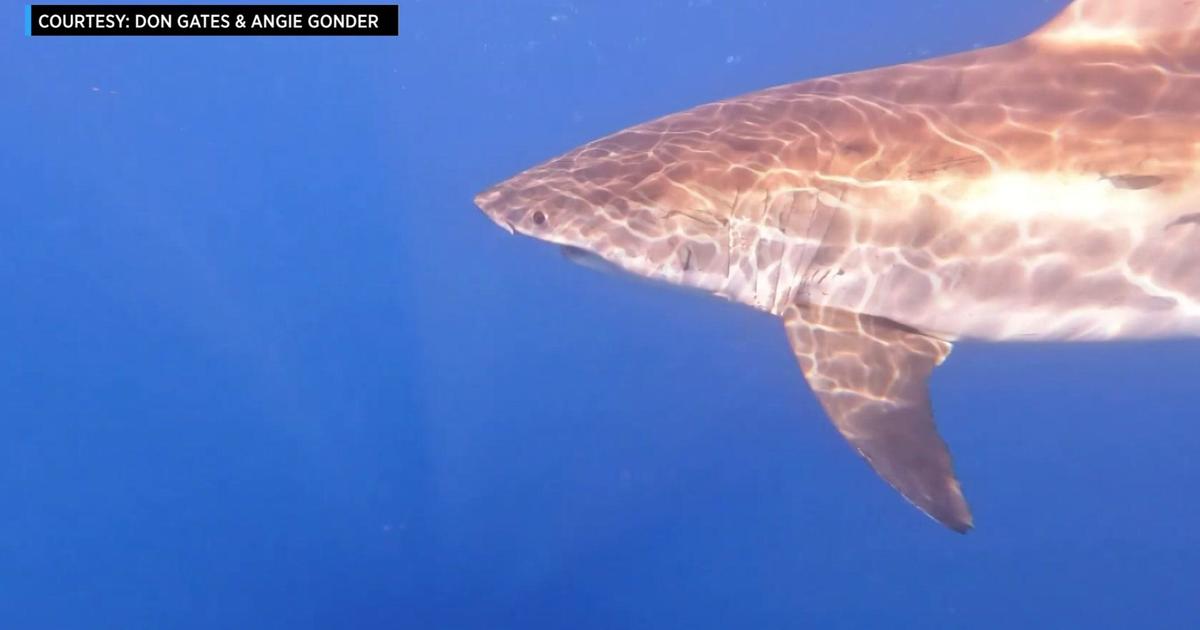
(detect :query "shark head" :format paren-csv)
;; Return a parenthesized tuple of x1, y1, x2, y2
(473, 100, 870, 307)
(474, 164, 670, 280)
(474, 124, 757, 295)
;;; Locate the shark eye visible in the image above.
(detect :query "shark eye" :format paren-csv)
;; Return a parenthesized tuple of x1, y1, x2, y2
(531, 211, 548, 225)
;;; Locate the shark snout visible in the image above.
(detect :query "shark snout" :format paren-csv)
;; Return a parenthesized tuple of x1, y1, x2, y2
(474, 186, 516, 235)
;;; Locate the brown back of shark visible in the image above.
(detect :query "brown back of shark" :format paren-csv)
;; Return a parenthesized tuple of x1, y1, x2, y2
(475, 0, 1200, 532)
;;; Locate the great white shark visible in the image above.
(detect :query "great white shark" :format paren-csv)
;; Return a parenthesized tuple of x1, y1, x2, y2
(474, 0, 1200, 532)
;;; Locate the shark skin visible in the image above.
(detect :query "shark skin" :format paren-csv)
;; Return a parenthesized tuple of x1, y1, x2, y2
(474, 0, 1200, 532)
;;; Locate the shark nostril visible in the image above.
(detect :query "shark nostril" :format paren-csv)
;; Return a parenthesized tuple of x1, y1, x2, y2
(532, 211, 548, 225)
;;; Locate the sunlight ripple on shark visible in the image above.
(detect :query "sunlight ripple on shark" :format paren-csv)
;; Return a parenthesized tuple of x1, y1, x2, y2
(475, 0, 1200, 532)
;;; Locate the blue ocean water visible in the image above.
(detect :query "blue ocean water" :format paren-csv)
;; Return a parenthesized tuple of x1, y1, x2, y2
(4, 1, 1199, 627)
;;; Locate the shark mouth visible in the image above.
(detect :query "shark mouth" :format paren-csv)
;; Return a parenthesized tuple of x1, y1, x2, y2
(559, 245, 624, 275)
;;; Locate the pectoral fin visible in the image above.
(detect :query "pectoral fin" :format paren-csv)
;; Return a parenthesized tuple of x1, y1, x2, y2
(782, 304, 972, 533)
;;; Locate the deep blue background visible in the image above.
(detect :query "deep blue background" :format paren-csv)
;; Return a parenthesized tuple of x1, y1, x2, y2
(4, 1, 1198, 627)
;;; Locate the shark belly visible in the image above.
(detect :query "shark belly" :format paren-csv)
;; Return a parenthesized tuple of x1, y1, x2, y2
(697, 180, 1200, 342)
(818, 174, 1200, 342)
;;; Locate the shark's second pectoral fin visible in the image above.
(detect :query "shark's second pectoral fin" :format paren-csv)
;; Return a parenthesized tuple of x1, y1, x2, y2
(782, 304, 972, 533)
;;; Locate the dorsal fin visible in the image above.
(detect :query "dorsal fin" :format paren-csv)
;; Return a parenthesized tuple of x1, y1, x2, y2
(1030, 0, 1200, 46)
